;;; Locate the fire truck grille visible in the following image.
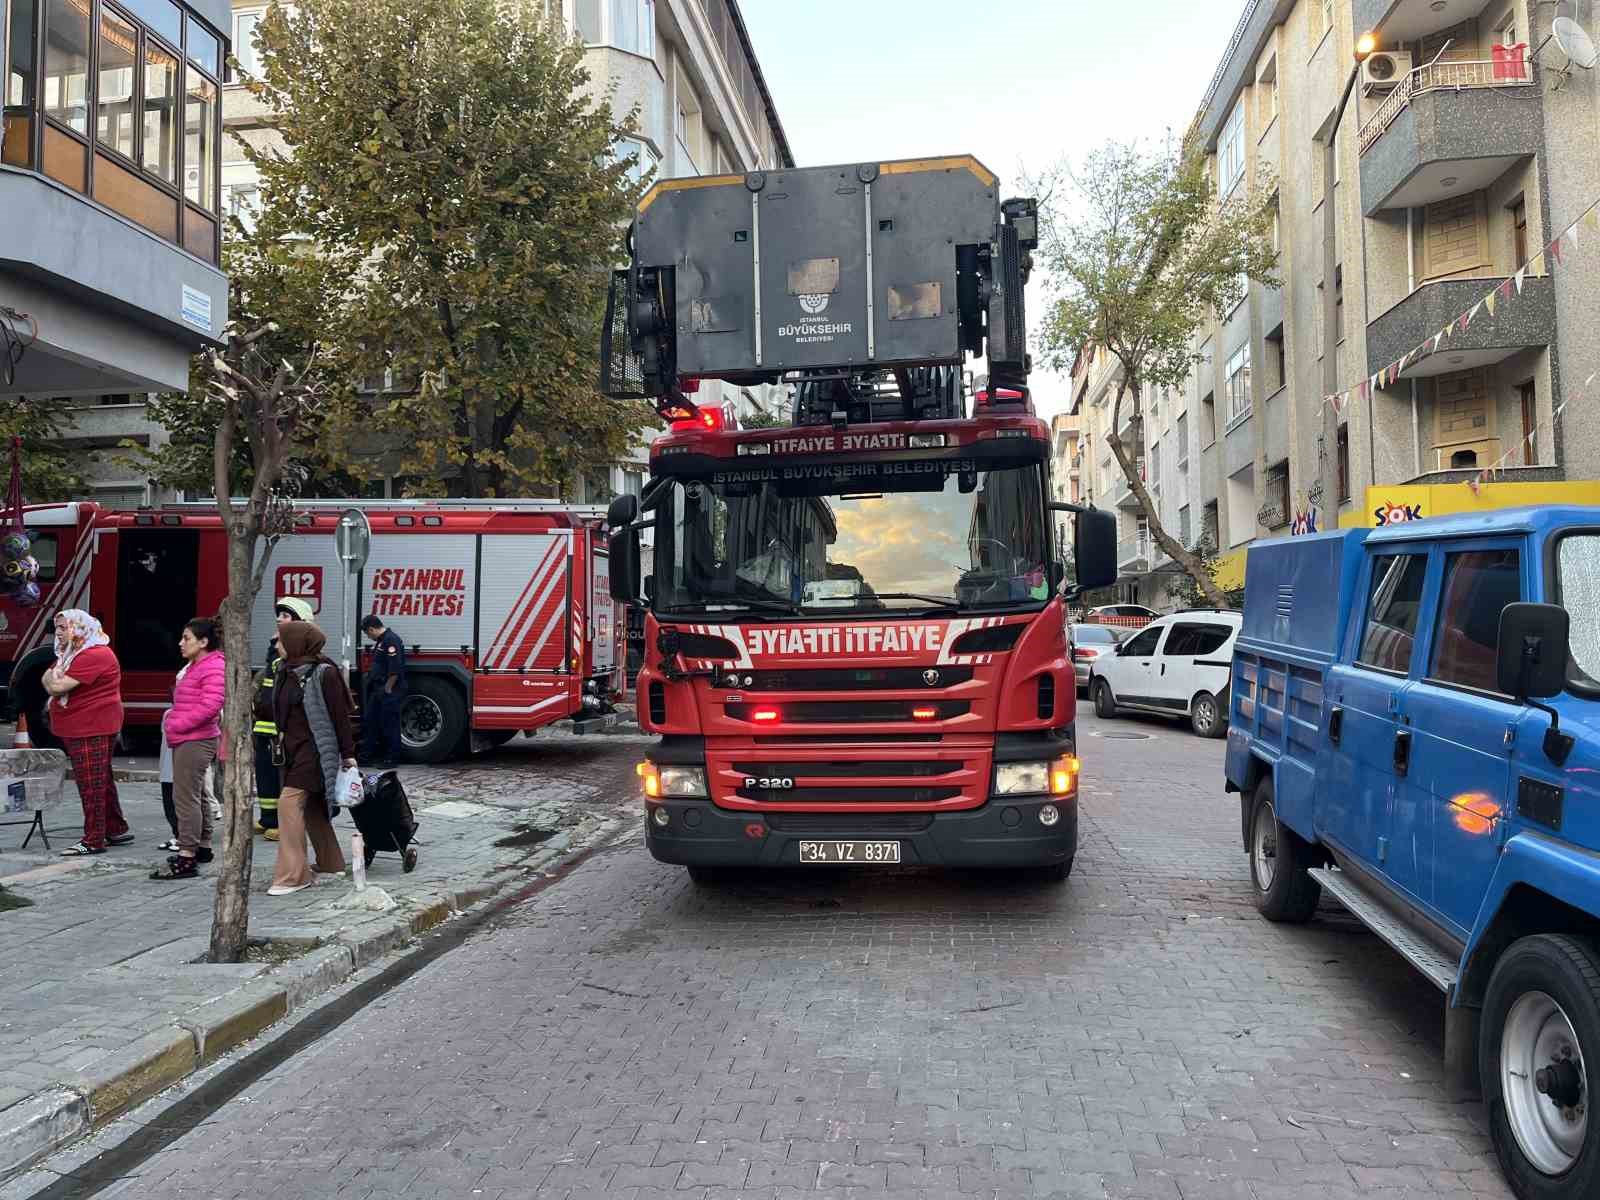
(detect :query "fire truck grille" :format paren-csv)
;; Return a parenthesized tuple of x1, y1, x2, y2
(732, 760, 961, 779)
(731, 666, 974, 691)
(726, 701, 969, 724)
(737, 786, 962, 805)
(764, 812, 934, 833)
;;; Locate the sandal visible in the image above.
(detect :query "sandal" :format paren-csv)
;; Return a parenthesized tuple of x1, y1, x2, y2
(150, 855, 198, 880)
(158, 838, 180, 852)
(107, 833, 135, 847)
(60, 841, 104, 857)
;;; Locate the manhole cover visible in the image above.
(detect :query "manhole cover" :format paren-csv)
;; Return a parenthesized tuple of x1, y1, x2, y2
(1101, 731, 1152, 740)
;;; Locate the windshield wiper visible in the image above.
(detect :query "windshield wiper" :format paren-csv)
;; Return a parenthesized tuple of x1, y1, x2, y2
(661, 597, 800, 616)
(861, 592, 963, 612)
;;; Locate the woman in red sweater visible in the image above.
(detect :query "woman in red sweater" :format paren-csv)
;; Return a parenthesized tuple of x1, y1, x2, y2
(43, 610, 130, 856)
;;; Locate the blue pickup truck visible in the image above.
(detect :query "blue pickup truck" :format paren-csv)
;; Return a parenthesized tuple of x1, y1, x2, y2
(1226, 507, 1600, 1199)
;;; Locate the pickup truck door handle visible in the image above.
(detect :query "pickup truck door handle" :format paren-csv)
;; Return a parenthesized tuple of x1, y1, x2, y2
(1393, 729, 1412, 776)
(1329, 706, 1343, 745)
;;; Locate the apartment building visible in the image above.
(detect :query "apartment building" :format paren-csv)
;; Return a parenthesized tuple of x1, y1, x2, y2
(3, 0, 231, 503)
(1107, 0, 1600, 606)
(223, 0, 793, 504)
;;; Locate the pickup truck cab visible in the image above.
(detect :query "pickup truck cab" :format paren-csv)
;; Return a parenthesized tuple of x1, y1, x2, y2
(1226, 507, 1600, 1199)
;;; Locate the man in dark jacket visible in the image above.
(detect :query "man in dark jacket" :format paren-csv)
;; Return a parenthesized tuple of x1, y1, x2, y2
(360, 614, 407, 767)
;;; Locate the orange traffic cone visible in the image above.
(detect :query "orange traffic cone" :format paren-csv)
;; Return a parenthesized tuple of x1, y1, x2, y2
(13, 711, 30, 749)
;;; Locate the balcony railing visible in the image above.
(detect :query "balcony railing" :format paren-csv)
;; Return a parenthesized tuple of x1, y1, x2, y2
(1118, 535, 1150, 571)
(1359, 55, 1533, 155)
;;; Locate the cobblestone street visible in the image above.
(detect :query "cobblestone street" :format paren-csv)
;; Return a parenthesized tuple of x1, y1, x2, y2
(7, 710, 1512, 1199)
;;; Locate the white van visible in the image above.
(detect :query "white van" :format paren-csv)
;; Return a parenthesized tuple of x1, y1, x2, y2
(1086, 609, 1240, 738)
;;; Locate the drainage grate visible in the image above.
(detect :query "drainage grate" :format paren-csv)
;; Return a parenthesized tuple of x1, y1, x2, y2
(1100, 731, 1152, 740)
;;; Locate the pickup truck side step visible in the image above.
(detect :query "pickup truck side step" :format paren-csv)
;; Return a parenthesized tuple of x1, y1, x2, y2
(1308, 868, 1459, 991)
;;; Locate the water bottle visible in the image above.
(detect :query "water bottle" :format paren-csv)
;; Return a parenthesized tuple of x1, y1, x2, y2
(351, 832, 367, 891)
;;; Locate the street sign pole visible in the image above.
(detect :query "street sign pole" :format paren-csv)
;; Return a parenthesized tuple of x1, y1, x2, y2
(334, 508, 371, 681)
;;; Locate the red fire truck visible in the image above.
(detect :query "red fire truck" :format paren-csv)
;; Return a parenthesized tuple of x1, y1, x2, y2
(1, 500, 621, 762)
(598, 156, 1117, 881)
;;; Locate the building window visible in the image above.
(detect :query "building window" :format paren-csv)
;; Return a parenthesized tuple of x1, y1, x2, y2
(1265, 323, 1285, 394)
(1334, 263, 1344, 336)
(1201, 390, 1216, 447)
(224, 181, 260, 231)
(1218, 99, 1245, 196)
(1179, 504, 1191, 546)
(1176, 413, 1188, 466)
(233, 9, 265, 78)
(1519, 380, 1536, 465)
(43, 0, 91, 136)
(613, 134, 658, 185)
(1150, 442, 1161, 488)
(1266, 461, 1290, 528)
(1225, 345, 1252, 424)
(1512, 197, 1528, 267)
(576, 0, 602, 41)
(15, 0, 223, 260)
(1337, 422, 1351, 501)
(609, 0, 654, 56)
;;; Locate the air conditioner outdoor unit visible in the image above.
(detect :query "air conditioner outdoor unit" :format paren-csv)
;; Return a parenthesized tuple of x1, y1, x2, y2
(1362, 51, 1413, 91)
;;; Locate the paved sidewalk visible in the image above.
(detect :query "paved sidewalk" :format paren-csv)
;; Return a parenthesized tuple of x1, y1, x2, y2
(0, 731, 648, 1181)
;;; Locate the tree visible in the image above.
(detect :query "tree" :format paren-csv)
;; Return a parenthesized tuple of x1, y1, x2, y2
(0, 399, 85, 502)
(1030, 142, 1278, 607)
(247, 0, 655, 498)
(199, 231, 339, 964)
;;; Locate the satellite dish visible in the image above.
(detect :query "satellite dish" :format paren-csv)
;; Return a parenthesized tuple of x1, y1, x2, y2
(1555, 16, 1598, 69)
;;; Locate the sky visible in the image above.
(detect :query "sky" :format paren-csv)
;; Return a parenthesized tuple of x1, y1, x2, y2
(737, 0, 1248, 419)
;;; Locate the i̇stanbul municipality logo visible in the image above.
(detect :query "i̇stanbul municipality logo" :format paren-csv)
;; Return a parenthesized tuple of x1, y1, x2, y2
(797, 293, 830, 315)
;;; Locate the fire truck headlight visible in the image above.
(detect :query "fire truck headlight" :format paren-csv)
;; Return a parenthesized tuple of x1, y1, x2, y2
(658, 766, 708, 798)
(651, 805, 671, 827)
(994, 761, 1050, 795)
(1039, 804, 1060, 827)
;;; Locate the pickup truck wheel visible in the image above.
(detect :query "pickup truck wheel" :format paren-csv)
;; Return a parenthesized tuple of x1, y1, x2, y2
(1249, 778, 1320, 924)
(1093, 678, 1118, 719)
(1482, 934, 1600, 1198)
(1190, 691, 1226, 739)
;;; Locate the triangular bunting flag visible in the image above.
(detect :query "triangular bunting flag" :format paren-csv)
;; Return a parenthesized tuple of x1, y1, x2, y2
(1485, 291, 1497, 317)
(1469, 301, 1482, 325)
(1530, 251, 1546, 274)
(1458, 310, 1472, 333)
(1586, 371, 1597, 389)
(1515, 267, 1527, 293)
(1432, 330, 1446, 353)
(1586, 209, 1600, 234)
(1572, 218, 1583, 245)
(1550, 237, 1565, 266)
(1498, 278, 1514, 300)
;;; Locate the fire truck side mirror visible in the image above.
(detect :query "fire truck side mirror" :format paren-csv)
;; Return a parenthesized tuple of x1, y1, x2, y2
(606, 494, 642, 604)
(1059, 505, 1116, 595)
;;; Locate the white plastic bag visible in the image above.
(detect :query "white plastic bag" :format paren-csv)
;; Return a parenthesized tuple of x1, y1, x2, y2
(334, 764, 364, 809)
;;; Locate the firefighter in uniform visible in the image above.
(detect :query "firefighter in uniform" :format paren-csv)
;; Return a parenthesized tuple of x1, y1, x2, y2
(360, 614, 407, 767)
(255, 597, 315, 839)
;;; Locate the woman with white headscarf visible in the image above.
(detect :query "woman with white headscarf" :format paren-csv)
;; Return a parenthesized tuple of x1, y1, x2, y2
(42, 610, 130, 856)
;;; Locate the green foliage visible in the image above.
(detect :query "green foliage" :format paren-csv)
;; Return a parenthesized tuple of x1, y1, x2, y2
(240, 0, 655, 497)
(1162, 543, 1245, 610)
(1030, 142, 1279, 390)
(0, 399, 84, 502)
(738, 408, 787, 430)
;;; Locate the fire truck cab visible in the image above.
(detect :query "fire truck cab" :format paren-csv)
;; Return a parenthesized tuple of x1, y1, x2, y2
(1, 499, 620, 762)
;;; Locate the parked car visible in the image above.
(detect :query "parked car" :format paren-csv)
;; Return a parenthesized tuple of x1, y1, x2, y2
(1083, 603, 1159, 624)
(1068, 623, 1124, 694)
(1227, 510, 1600, 1200)
(1088, 609, 1239, 737)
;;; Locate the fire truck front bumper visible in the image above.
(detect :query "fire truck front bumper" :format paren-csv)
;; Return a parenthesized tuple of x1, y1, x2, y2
(643, 793, 1077, 870)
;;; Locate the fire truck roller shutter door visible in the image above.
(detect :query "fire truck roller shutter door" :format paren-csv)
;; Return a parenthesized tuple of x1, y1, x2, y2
(249, 535, 350, 664)
(477, 533, 570, 672)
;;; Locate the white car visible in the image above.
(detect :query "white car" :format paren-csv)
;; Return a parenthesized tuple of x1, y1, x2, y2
(1087, 609, 1240, 738)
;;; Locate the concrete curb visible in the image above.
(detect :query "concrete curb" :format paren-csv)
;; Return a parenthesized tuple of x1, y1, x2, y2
(0, 1090, 88, 1182)
(177, 985, 289, 1066)
(65, 1026, 196, 1126)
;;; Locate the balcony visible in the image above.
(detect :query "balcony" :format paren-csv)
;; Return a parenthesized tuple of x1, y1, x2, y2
(1358, 55, 1540, 216)
(1367, 274, 1554, 381)
(1118, 535, 1150, 576)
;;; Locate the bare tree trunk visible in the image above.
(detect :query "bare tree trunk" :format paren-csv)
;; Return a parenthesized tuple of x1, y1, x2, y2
(208, 525, 262, 963)
(1106, 378, 1229, 610)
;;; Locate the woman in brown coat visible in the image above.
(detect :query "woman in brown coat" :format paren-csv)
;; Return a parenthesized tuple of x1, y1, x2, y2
(267, 621, 352, 895)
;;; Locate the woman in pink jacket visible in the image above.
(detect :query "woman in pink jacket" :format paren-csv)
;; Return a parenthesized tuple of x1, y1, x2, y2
(152, 618, 226, 881)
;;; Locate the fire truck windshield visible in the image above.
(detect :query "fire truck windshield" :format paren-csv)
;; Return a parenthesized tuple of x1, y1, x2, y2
(653, 462, 1050, 616)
